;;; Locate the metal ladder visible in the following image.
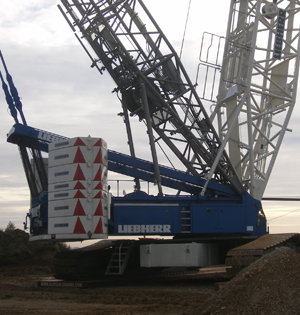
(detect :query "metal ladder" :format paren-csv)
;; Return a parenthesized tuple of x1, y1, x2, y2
(105, 241, 134, 275)
(181, 206, 191, 233)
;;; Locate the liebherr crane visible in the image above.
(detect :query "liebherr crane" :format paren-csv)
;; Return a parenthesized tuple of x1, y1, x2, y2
(1, 0, 300, 279)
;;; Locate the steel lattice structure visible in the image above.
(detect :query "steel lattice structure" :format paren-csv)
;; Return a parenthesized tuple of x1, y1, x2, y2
(59, 0, 243, 196)
(212, 0, 300, 200)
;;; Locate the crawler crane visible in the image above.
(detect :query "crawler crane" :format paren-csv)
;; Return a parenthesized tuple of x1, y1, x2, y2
(1, 0, 300, 279)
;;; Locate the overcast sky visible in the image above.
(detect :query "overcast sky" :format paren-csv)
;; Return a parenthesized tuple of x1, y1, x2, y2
(0, 0, 299, 234)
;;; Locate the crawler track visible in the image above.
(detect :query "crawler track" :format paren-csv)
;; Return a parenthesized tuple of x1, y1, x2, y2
(53, 234, 300, 281)
(52, 240, 116, 280)
(40, 265, 228, 289)
(226, 233, 300, 276)
(52, 239, 198, 281)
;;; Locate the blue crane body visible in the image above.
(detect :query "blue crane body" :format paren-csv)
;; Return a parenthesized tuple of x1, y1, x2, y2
(5, 121, 266, 238)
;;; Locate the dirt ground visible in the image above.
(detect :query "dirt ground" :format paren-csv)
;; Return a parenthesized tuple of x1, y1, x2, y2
(2, 246, 300, 315)
(0, 261, 219, 315)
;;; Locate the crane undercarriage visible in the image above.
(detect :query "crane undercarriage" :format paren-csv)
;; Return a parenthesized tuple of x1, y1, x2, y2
(52, 233, 300, 280)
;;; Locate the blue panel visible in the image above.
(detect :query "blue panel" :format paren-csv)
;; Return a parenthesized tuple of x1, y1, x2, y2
(218, 205, 247, 233)
(114, 204, 181, 235)
(190, 204, 219, 233)
(191, 204, 248, 234)
(190, 192, 263, 234)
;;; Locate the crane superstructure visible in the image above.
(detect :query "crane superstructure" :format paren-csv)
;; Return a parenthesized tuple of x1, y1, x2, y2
(1, 0, 300, 278)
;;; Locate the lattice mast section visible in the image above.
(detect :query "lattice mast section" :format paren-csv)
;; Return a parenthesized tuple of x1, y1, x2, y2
(59, 0, 243, 196)
(214, 0, 300, 200)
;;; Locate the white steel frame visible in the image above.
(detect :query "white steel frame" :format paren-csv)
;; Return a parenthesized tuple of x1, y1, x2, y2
(211, 0, 300, 200)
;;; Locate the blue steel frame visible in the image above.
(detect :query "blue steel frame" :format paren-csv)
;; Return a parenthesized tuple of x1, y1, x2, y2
(5, 124, 267, 237)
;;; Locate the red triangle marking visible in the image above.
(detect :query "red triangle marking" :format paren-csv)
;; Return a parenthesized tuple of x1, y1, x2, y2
(73, 200, 86, 216)
(74, 137, 86, 146)
(94, 200, 103, 216)
(73, 217, 86, 234)
(74, 147, 86, 163)
(94, 217, 103, 234)
(94, 190, 103, 199)
(94, 148, 103, 164)
(73, 164, 86, 181)
(74, 181, 85, 190)
(94, 165, 103, 181)
(94, 182, 103, 190)
(74, 190, 86, 198)
(94, 139, 102, 147)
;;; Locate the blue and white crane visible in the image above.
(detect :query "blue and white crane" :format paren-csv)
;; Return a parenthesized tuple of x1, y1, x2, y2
(1, 0, 300, 279)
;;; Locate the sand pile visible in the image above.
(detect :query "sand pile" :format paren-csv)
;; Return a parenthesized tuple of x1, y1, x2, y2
(199, 246, 300, 315)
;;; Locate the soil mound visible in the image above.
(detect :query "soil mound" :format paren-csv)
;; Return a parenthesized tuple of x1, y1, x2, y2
(0, 229, 68, 266)
(199, 246, 300, 315)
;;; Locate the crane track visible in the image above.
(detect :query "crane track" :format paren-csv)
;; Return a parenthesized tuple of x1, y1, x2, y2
(39, 267, 227, 289)
(225, 233, 300, 276)
(52, 239, 200, 281)
(53, 234, 300, 280)
(52, 240, 118, 281)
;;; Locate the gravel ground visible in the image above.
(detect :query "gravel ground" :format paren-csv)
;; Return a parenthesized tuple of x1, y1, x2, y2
(0, 262, 216, 315)
(198, 247, 300, 315)
(1, 246, 300, 315)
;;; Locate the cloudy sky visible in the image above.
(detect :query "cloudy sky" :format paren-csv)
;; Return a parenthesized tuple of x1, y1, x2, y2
(0, 0, 299, 234)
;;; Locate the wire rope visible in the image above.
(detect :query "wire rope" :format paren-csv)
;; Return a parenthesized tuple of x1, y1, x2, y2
(268, 207, 300, 222)
(180, 0, 192, 59)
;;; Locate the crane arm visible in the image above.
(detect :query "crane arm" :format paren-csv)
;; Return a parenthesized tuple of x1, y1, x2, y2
(59, 0, 243, 195)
